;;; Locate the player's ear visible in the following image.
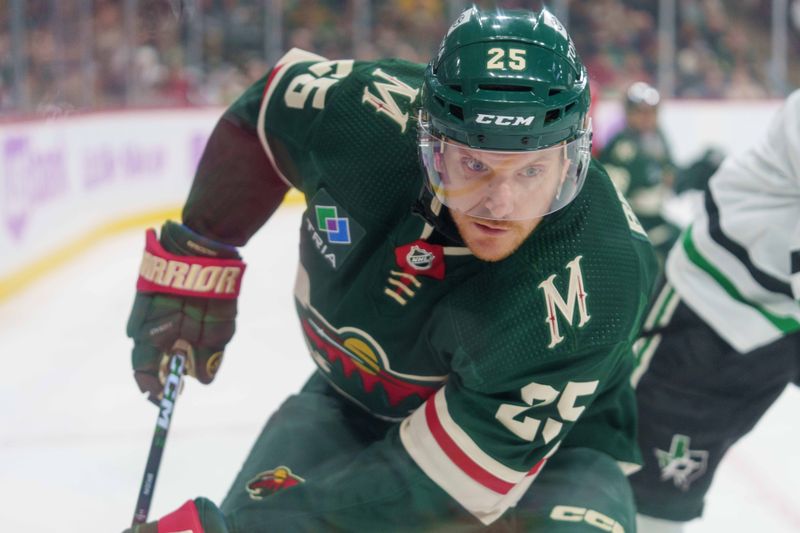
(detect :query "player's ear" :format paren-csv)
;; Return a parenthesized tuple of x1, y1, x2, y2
(434, 151, 444, 172)
(560, 158, 571, 183)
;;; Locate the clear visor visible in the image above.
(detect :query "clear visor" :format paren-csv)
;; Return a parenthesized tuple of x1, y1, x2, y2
(419, 122, 592, 221)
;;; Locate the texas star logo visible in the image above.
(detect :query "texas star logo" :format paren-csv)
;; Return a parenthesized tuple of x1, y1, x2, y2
(655, 434, 709, 491)
(246, 466, 305, 500)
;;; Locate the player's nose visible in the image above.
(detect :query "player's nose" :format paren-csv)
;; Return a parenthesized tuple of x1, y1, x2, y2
(484, 180, 515, 219)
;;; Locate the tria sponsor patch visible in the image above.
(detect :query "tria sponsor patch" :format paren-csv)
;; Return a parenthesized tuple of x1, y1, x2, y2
(246, 466, 305, 500)
(304, 189, 365, 269)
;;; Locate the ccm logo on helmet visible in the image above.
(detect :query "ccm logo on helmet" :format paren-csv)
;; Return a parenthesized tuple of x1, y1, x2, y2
(475, 113, 534, 126)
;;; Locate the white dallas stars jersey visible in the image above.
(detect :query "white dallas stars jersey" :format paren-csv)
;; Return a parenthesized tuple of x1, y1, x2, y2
(666, 89, 800, 352)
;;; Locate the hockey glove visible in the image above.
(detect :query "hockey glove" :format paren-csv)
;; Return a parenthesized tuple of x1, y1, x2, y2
(124, 498, 229, 533)
(126, 221, 246, 404)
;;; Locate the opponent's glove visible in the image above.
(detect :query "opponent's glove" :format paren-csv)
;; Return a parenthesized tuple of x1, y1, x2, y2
(126, 221, 246, 404)
(124, 498, 228, 533)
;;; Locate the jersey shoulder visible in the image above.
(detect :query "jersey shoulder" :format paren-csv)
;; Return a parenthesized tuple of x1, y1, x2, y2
(725, 89, 800, 188)
(530, 161, 658, 337)
(264, 50, 423, 140)
(255, 49, 427, 227)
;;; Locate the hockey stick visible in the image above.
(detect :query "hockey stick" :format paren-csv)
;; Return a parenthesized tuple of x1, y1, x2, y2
(131, 343, 188, 526)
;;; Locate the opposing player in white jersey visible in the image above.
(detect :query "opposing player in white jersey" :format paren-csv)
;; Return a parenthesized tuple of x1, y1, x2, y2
(631, 89, 800, 531)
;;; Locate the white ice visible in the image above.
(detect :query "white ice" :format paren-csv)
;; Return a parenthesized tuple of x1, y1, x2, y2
(0, 205, 797, 532)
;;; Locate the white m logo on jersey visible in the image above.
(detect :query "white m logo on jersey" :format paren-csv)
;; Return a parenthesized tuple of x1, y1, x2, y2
(362, 68, 419, 133)
(538, 255, 591, 348)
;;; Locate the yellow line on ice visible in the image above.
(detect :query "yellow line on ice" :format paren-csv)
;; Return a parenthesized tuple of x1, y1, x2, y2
(0, 190, 305, 302)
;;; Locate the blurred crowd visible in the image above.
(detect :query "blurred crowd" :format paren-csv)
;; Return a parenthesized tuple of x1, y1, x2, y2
(1, 0, 799, 116)
(572, 0, 800, 99)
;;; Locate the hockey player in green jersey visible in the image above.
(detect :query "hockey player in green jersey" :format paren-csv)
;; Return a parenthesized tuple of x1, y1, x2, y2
(631, 89, 800, 532)
(598, 82, 680, 266)
(125, 7, 657, 533)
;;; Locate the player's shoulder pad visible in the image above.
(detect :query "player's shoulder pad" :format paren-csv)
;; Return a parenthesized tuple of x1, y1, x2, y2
(277, 47, 328, 67)
(257, 48, 424, 195)
(768, 89, 800, 181)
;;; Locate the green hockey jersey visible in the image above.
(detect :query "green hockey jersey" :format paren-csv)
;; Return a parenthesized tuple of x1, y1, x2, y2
(207, 48, 658, 527)
(599, 127, 679, 256)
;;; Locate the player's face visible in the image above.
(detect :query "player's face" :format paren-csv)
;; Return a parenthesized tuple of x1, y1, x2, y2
(419, 121, 593, 260)
(438, 144, 567, 261)
(451, 208, 541, 262)
(436, 143, 569, 221)
(627, 106, 659, 133)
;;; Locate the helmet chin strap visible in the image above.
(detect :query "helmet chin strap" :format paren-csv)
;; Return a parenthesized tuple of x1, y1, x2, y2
(412, 184, 466, 246)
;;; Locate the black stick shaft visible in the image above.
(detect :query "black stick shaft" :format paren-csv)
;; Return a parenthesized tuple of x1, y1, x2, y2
(132, 352, 186, 526)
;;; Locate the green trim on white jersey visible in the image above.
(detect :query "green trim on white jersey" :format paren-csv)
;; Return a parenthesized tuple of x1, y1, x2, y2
(665, 89, 800, 353)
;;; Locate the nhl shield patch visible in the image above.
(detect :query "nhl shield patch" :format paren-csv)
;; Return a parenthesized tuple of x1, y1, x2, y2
(304, 189, 365, 270)
(246, 466, 305, 500)
(394, 240, 444, 279)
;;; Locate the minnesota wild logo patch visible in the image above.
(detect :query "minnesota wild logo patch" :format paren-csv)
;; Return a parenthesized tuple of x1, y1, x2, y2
(304, 189, 365, 269)
(246, 466, 305, 500)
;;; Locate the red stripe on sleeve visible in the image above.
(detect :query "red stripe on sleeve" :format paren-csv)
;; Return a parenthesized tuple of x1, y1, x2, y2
(261, 64, 285, 102)
(424, 397, 515, 495)
(528, 458, 545, 476)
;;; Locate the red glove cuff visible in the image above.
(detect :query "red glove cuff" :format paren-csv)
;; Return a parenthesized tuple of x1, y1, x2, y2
(137, 229, 246, 300)
(158, 499, 205, 533)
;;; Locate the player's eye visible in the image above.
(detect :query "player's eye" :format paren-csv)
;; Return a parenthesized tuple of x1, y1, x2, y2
(463, 157, 488, 172)
(518, 165, 544, 179)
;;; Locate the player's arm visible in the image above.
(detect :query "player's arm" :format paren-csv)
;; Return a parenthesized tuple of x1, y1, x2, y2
(179, 110, 289, 246)
(182, 47, 335, 245)
(761, 91, 800, 300)
(126, 50, 342, 400)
